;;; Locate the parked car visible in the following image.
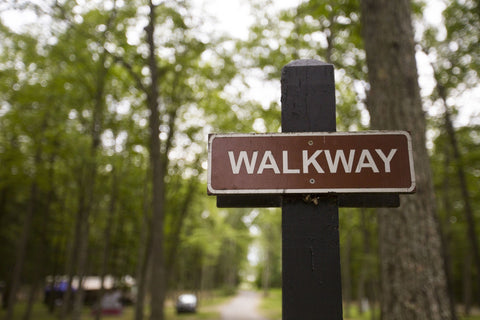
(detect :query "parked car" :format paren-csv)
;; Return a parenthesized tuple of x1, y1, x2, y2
(176, 294, 197, 313)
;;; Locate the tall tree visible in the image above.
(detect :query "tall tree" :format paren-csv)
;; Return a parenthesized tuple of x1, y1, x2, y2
(0, 18, 71, 318)
(422, 0, 480, 311)
(144, 2, 167, 319)
(359, 0, 455, 319)
(107, 0, 244, 317)
(4, 106, 43, 320)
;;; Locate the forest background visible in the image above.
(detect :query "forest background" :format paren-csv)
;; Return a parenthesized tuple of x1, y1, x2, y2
(0, 0, 479, 319)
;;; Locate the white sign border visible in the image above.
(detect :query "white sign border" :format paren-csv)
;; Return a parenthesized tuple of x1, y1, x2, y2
(207, 131, 416, 195)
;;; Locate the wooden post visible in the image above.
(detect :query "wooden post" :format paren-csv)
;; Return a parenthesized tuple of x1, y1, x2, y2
(208, 58, 413, 318)
(281, 60, 343, 319)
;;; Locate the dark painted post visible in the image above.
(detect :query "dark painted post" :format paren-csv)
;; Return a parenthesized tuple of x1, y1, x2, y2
(281, 60, 343, 319)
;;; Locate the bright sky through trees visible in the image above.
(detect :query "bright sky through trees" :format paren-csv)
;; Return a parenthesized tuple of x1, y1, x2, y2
(192, 0, 478, 127)
(0, 0, 478, 126)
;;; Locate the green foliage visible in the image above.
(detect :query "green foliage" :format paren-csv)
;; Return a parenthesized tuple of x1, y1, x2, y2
(0, 0, 258, 314)
(239, 0, 367, 132)
(431, 124, 480, 297)
(421, 0, 480, 307)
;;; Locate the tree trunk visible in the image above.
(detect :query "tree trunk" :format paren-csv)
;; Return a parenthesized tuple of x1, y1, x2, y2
(95, 166, 118, 320)
(357, 209, 371, 314)
(146, 2, 167, 319)
(5, 105, 54, 319)
(135, 236, 153, 320)
(262, 249, 271, 298)
(225, 239, 237, 293)
(59, 174, 86, 320)
(22, 280, 40, 320)
(463, 250, 472, 315)
(71, 43, 107, 320)
(24, 163, 56, 320)
(360, 0, 455, 319)
(134, 175, 151, 320)
(0, 187, 7, 229)
(342, 231, 352, 319)
(5, 168, 39, 320)
(71, 205, 89, 320)
(166, 179, 196, 279)
(438, 142, 458, 316)
(437, 82, 480, 310)
(60, 183, 85, 320)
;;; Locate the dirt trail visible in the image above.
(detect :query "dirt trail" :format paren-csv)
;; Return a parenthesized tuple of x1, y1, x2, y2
(219, 290, 267, 320)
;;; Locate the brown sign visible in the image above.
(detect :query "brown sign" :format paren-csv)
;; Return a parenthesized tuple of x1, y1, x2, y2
(207, 131, 415, 194)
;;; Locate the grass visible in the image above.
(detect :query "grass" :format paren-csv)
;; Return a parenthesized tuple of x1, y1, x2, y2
(258, 289, 282, 320)
(0, 293, 230, 320)
(257, 289, 383, 320)
(0, 304, 221, 320)
(4, 292, 480, 320)
(256, 289, 480, 320)
(343, 304, 380, 320)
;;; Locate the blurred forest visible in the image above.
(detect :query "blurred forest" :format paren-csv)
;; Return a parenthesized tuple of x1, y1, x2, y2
(0, 0, 479, 319)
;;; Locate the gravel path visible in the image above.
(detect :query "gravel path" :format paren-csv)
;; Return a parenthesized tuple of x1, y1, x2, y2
(219, 290, 268, 320)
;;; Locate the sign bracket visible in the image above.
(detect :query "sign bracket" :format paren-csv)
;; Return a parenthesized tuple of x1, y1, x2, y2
(216, 193, 400, 208)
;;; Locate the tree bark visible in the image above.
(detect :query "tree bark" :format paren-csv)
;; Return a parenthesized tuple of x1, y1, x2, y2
(5, 116, 46, 320)
(71, 38, 108, 320)
(5, 181, 38, 320)
(60, 210, 80, 319)
(135, 236, 152, 320)
(438, 143, 458, 316)
(437, 82, 480, 311)
(357, 209, 372, 314)
(146, 2, 167, 319)
(22, 280, 40, 320)
(94, 166, 118, 320)
(134, 175, 151, 320)
(360, 0, 455, 319)
(463, 251, 472, 315)
(262, 250, 271, 297)
(342, 230, 352, 318)
(166, 179, 197, 280)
